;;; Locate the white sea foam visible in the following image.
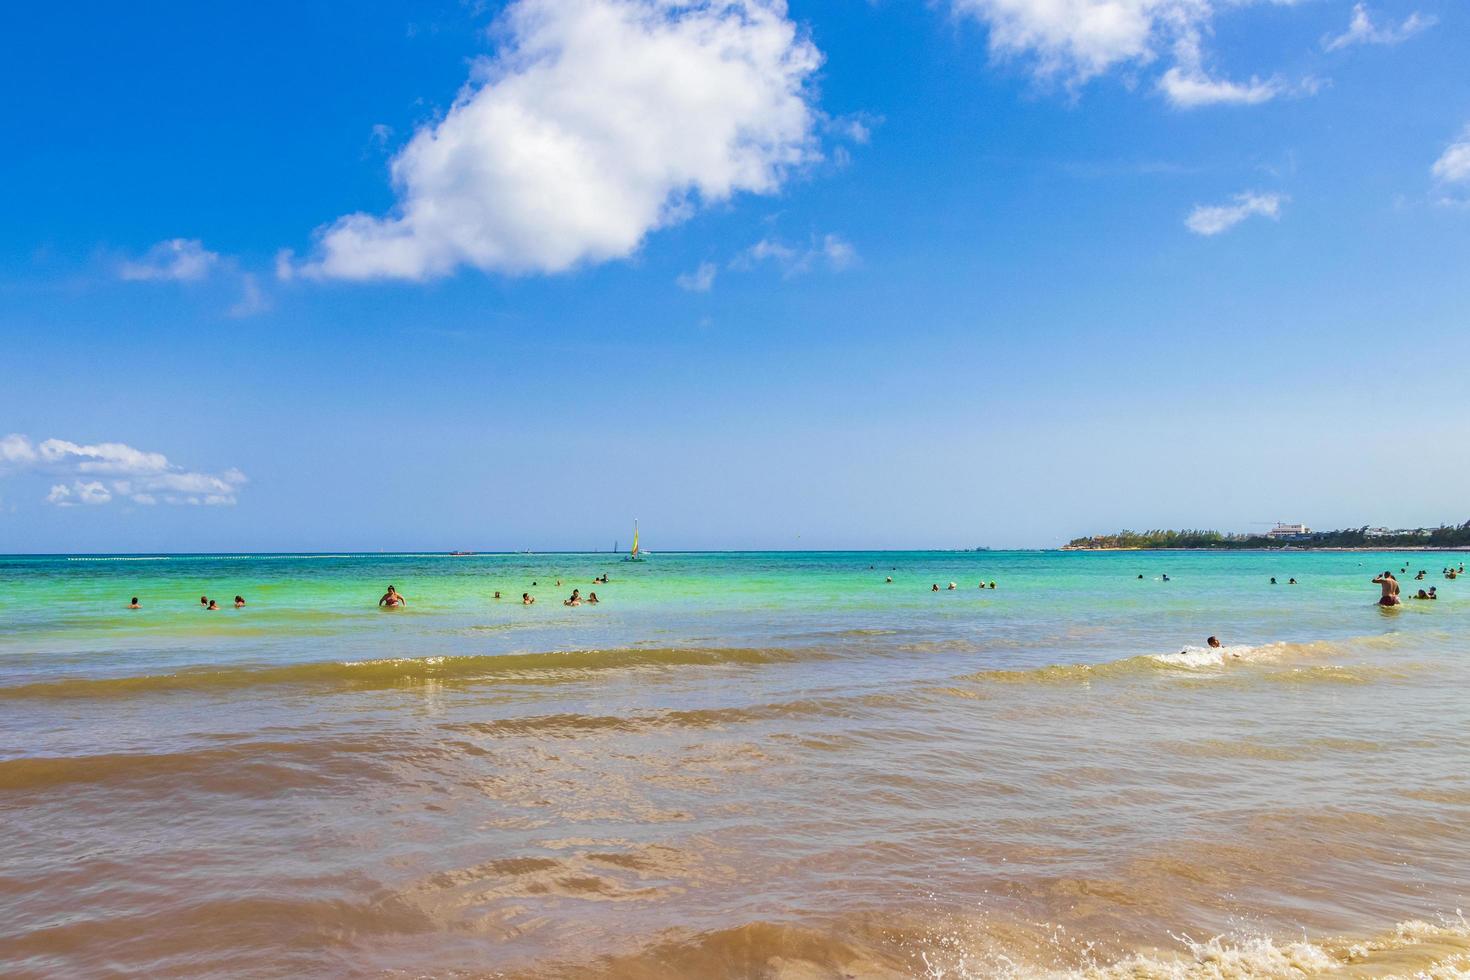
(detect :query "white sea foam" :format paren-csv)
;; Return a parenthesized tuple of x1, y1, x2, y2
(1152, 647, 1229, 668)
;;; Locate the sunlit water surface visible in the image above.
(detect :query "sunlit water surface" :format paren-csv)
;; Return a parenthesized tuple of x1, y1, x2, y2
(2, 550, 1468, 977)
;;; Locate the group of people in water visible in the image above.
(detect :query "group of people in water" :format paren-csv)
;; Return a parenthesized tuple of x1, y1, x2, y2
(126, 594, 246, 610)
(1373, 563, 1461, 606)
(1373, 572, 1441, 606)
(131, 559, 1465, 614)
(487, 575, 612, 607)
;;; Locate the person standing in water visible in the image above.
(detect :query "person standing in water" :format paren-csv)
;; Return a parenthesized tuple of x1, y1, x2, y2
(1372, 571, 1401, 607)
(379, 585, 406, 608)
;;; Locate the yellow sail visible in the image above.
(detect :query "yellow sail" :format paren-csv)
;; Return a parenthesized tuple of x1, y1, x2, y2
(630, 521, 639, 557)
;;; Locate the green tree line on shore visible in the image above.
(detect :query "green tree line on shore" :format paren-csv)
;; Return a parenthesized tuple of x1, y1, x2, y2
(1065, 522, 1470, 550)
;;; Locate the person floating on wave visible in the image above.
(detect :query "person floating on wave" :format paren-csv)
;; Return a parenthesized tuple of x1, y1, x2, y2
(379, 585, 406, 608)
(1372, 571, 1401, 607)
(234, 595, 245, 608)
(1207, 636, 1223, 649)
(128, 597, 141, 609)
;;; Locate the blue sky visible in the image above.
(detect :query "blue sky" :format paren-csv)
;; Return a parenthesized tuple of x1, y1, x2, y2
(2, 0, 1468, 552)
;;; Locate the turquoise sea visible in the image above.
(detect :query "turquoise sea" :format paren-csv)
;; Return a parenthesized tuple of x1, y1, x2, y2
(3, 550, 1469, 977)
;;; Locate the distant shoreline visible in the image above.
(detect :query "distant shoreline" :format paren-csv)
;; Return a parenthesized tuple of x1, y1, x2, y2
(1061, 546, 1470, 553)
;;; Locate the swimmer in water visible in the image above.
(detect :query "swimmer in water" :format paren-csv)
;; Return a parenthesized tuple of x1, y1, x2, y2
(947, 582, 957, 590)
(1415, 589, 1431, 600)
(206, 599, 219, 610)
(885, 576, 893, 583)
(1288, 578, 1297, 585)
(564, 588, 582, 607)
(234, 595, 245, 608)
(200, 596, 209, 608)
(379, 585, 406, 608)
(1372, 571, 1401, 607)
(1270, 577, 1277, 585)
(522, 592, 535, 605)
(932, 584, 940, 592)
(1429, 587, 1438, 600)
(128, 597, 141, 609)
(1207, 636, 1222, 649)
(1161, 574, 1170, 582)
(989, 581, 996, 590)
(587, 591, 599, 604)
(493, 591, 502, 599)
(1138, 574, 1144, 579)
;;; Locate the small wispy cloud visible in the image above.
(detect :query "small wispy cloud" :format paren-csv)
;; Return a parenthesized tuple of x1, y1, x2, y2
(733, 233, 858, 276)
(676, 261, 717, 292)
(117, 238, 220, 282)
(1431, 129, 1470, 185)
(1185, 191, 1286, 236)
(1158, 32, 1320, 109)
(1431, 127, 1470, 206)
(117, 237, 272, 317)
(228, 273, 270, 318)
(1159, 68, 1284, 108)
(1323, 3, 1434, 51)
(2, 434, 247, 507)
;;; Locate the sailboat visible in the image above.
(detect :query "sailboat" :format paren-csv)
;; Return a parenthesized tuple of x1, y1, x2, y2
(622, 520, 646, 562)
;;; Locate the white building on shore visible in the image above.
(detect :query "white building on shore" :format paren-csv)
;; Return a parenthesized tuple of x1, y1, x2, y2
(1267, 522, 1311, 539)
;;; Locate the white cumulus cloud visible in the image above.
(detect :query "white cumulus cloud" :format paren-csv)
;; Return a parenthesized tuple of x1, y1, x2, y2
(1323, 3, 1434, 51)
(2, 434, 247, 507)
(296, 0, 822, 281)
(950, 0, 1316, 109)
(118, 238, 221, 282)
(1185, 191, 1285, 235)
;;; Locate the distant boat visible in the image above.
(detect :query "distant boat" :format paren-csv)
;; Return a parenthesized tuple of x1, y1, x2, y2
(622, 520, 646, 562)
(449, 551, 476, 557)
